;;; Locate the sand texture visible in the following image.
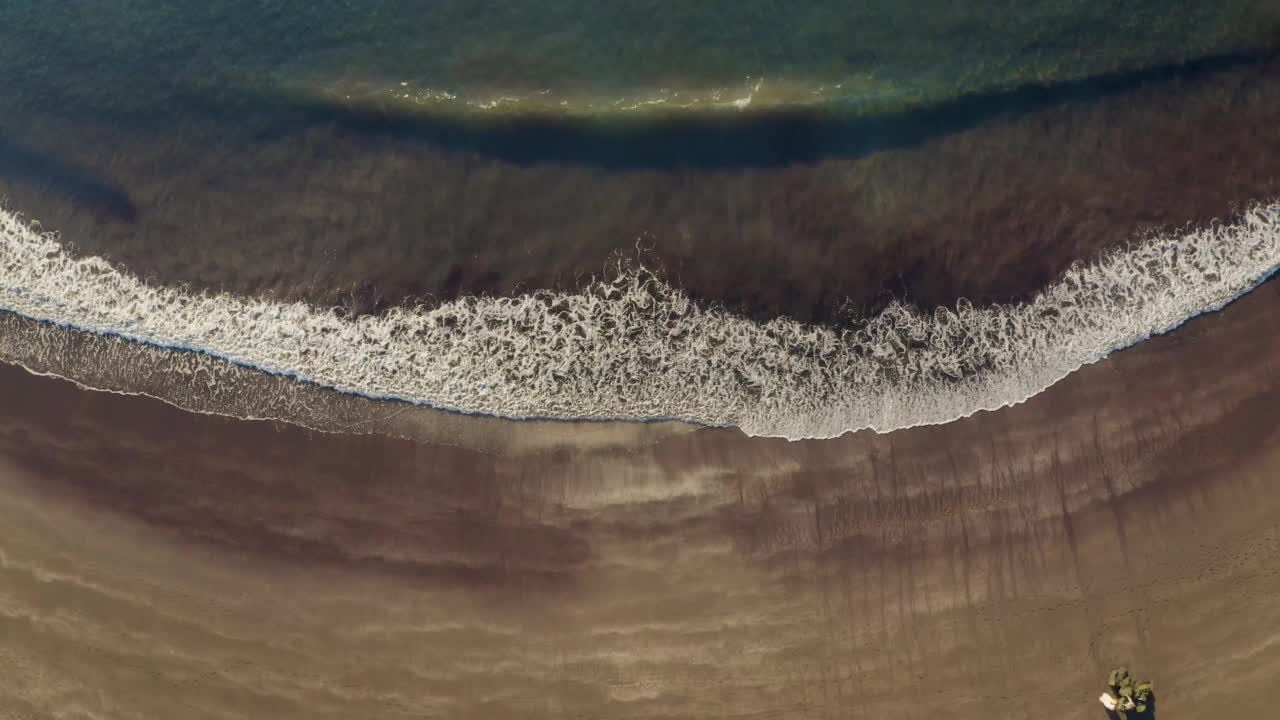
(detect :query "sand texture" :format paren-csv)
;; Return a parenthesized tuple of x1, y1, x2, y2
(0, 279, 1277, 719)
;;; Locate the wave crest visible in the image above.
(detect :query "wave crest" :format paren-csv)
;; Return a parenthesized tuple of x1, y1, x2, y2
(2, 203, 1278, 439)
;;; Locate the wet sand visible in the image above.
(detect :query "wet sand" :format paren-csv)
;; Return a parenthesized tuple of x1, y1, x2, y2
(1, 277, 1278, 718)
(3, 56, 1280, 324)
(3, 32, 1279, 720)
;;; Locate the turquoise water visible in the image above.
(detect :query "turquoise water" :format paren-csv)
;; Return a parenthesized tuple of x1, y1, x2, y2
(2, 1, 1277, 118)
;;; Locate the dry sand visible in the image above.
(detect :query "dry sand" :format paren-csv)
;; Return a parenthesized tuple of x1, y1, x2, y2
(0, 277, 1277, 719)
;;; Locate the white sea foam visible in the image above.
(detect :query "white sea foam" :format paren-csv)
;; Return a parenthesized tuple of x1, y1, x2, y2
(2, 203, 1278, 440)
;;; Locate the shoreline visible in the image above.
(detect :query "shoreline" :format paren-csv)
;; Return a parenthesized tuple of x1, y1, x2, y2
(2, 4, 1279, 718)
(1, 258, 1278, 719)
(4, 201, 1278, 439)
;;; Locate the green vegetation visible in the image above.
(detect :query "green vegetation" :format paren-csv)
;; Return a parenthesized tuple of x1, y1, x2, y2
(1106, 667, 1155, 719)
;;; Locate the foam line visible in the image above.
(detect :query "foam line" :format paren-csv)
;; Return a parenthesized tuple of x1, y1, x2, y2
(2, 203, 1278, 439)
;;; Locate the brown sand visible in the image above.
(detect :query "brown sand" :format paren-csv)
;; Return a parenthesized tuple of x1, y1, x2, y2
(0, 276, 1278, 718)
(3, 48, 1279, 720)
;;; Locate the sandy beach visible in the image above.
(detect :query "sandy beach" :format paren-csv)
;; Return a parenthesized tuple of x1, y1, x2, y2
(1, 273, 1277, 718)
(3, 17, 1279, 718)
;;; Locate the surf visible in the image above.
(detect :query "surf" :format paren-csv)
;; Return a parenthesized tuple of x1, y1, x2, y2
(1, 201, 1278, 440)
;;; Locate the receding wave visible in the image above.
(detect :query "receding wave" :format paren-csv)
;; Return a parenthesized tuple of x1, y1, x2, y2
(2, 203, 1278, 440)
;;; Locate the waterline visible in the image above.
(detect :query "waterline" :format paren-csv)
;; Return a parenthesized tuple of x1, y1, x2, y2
(2, 202, 1277, 439)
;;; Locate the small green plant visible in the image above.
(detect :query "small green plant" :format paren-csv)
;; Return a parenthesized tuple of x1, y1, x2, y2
(1103, 667, 1155, 718)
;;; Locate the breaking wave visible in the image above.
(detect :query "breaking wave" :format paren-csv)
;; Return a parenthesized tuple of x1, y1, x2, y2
(2, 203, 1279, 440)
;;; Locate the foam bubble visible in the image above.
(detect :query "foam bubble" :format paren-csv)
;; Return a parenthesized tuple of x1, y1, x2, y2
(1, 202, 1278, 440)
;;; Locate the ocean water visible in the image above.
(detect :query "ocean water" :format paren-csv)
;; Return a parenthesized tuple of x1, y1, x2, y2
(2, 1, 1280, 439)
(2, 0, 1277, 117)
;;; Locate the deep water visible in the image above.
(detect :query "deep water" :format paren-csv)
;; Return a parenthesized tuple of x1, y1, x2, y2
(2, 0, 1277, 120)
